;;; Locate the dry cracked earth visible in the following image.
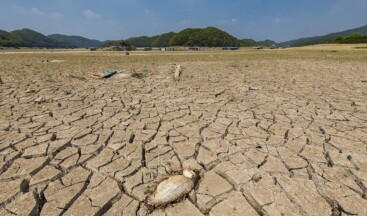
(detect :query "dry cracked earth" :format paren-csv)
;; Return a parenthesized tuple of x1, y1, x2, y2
(0, 49, 367, 216)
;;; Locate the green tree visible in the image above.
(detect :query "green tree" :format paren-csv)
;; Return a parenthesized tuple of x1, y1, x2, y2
(119, 40, 131, 47)
(347, 33, 364, 39)
(331, 33, 367, 44)
(332, 36, 344, 44)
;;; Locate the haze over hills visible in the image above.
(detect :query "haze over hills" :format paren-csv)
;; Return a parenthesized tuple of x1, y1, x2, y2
(0, 25, 367, 48)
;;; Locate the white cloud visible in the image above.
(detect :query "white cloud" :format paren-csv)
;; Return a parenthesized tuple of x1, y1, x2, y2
(30, 7, 62, 19)
(31, 7, 44, 16)
(219, 18, 238, 24)
(83, 10, 101, 18)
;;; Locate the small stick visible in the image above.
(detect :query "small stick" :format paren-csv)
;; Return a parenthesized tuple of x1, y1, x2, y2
(174, 65, 182, 81)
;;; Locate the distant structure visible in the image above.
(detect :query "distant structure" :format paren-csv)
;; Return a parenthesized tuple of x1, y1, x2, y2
(222, 47, 239, 50)
(105, 46, 135, 51)
(135, 47, 153, 51)
(160, 47, 175, 51)
(89, 47, 97, 51)
(187, 47, 202, 51)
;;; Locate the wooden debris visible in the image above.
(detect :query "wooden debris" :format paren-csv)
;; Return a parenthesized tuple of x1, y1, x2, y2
(69, 74, 87, 80)
(249, 86, 261, 90)
(174, 65, 182, 81)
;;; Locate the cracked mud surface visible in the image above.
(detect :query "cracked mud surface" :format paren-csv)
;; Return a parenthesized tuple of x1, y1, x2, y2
(1, 49, 367, 215)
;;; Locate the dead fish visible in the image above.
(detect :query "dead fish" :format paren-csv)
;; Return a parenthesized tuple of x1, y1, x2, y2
(147, 169, 195, 207)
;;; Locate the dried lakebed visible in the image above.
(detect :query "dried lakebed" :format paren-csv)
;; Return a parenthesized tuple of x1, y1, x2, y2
(0, 49, 367, 215)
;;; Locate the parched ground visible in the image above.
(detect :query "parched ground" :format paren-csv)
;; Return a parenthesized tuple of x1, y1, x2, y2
(0, 48, 367, 216)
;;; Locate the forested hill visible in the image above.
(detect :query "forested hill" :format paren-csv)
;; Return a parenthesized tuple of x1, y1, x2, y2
(0, 30, 23, 47)
(116, 27, 240, 47)
(2, 25, 367, 48)
(1, 27, 241, 48)
(0, 27, 281, 48)
(11, 28, 60, 48)
(0, 28, 101, 48)
(125, 32, 176, 47)
(48, 34, 102, 48)
(169, 27, 239, 47)
(279, 25, 367, 47)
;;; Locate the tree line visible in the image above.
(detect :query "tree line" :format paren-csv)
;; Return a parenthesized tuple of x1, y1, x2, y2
(331, 33, 367, 44)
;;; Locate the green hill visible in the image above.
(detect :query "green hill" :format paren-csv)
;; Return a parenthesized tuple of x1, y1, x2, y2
(256, 40, 277, 47)
(0, 30, 24, 47)
(331, 33, 367, 44)
(48, 34, 102, 48)
(127, 36, 156, 47)
(170, 27, 239, 47)
(11, 28, 59, 48)
(151, 32, 176, 47)
(279, 25, 367, 47)
(239, 39, 277, 47)
(0, 28, 103, 48)
(101, 40, 121, 47)
(0, 26, 270, 49)
(107, 27, 240, 47)
(102, 32, 176, 47)
(239, 39, 256, 47)
(4, 24, 367, 49)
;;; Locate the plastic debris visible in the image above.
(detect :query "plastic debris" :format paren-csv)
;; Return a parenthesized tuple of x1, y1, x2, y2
(91, 70, 117, 79)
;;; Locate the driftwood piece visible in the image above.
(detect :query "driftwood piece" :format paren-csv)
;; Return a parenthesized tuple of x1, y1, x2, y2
(174, 65, 182, 81)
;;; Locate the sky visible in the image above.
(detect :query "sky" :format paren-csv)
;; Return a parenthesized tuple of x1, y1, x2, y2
(1, 0, 367, 42)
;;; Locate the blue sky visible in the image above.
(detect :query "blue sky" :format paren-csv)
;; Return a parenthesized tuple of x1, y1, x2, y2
(1, 0, 367, 42)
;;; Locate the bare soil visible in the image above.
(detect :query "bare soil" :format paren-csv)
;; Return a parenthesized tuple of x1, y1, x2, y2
(0, 47, 367, 215)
